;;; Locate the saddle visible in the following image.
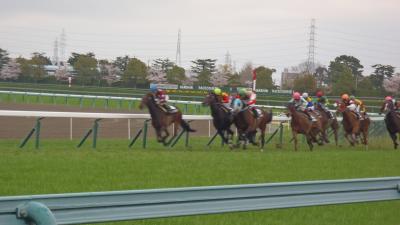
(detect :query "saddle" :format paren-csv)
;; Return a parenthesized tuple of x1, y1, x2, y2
(218, 103, 232, 113)
(158, 104, 178, 114)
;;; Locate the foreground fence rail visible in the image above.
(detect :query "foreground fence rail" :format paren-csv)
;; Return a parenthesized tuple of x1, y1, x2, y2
(0, 177, 399, 225)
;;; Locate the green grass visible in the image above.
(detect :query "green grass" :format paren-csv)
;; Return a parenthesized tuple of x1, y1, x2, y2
(0, 137, 399, 225)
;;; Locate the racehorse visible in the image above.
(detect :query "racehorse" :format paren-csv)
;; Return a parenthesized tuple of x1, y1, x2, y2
(380, 100, 400, 149)
(202, 93, 234, 146)
(139, 92, 196, 145)
(337, 101, 370, 146)
(287, 102, 323, 151)
(314, 104, 339, 146)
(232, 99, 273, 150)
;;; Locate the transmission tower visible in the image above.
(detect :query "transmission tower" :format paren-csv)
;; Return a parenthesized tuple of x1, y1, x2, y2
(307, 18, 316, 74)
(60, 29, 66, 66)
(52, 38, 59, 66)
(175, 29, 181, 66)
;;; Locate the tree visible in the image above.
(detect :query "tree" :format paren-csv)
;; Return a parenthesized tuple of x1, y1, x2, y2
(227, 73, 241, 86)
(54, 67, 70, 81)
(332, 55, 363, 88)
(383, 73, 400, 96)
(357, 76, 378, 96)
(166, 65, 186, 84)
(153, 58, 174, 73)
(330, 63, 355, 95)
(0, 59, 20, 80)
(239, 62, 253, 86)
(68, 52, 95, 66)
(16, 57, 33, 82)
(73, 54, 99, 85)
(123, 58, 148, 87)
(293, 74, 316, 93)
(314, 66, 328, 87)
(191, 59, 216, 86)
(147, 68, 167, 83)
(0, 48, 10, 71)
(114, 55, 130, 73)
(370, 64, 395, 93)
(97, 60, 120, 86)
(254, 66, 275, 89)
(30, 52, 49, 82)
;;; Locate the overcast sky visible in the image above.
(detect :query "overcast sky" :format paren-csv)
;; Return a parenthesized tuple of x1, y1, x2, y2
(0, 0, 399, 83)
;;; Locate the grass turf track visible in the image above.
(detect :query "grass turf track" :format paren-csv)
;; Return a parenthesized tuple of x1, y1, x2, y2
(0, 137, 399, 225)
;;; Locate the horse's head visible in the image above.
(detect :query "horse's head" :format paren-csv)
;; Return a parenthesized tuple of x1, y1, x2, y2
(139, 92, 155, 110)
(335, 100, 347, 113)
(381, 100, 395, 113)
(286, 102, 296, 113)
(202, 92, 218, 106)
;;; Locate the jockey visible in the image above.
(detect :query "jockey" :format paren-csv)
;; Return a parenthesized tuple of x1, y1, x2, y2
(221, 91, 232, 109)
(316, 91, 333, 119)
(289, 92, 316, 121)
(302, 92, 314, 110)
(238, 88, 261, 117)
(213, 87, 232, 110)
(385, 96, 398, 111)
(350, 95, 366, 119)
(341, 94, 361, 120)
(150, 84, 175, 113)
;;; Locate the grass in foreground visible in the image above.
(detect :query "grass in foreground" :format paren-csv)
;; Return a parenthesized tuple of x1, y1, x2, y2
(0, 138, 399, 225)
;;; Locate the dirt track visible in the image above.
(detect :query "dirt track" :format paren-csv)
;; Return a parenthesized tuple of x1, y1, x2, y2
(0, 103, 218, 140)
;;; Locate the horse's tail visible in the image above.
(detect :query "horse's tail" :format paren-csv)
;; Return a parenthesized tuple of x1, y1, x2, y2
(180, 119, 196, 132)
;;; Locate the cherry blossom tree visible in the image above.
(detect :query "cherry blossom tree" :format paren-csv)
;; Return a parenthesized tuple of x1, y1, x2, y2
(146, 67, 167, 83)
(383, 73, 400, 95)
(0, 59, 20, 80)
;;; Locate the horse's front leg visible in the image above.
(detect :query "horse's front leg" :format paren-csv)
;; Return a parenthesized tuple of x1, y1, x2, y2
(161, 128, 170, 146)
(389, 132, 398, 149)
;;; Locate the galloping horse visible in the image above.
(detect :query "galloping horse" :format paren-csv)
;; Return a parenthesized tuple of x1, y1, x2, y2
(314, 104, 339, 146)
(337, 102, 370, 146)
(287, 102, 322, 151)
(232, 99, 273, 150)
(139, 92, 195, 145)
(381, 100, 400, 149)
(202, 93, 234, 146)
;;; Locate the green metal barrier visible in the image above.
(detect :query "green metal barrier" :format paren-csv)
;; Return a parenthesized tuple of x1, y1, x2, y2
(128, 119, 151, 148)
(77, 119, 102, 149)
(19, 117, 45, 149)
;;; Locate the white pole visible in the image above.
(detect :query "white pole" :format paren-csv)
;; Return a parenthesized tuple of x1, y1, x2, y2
(208, 120, 211, 137)
(128, 119, 131, 140)
(69, 117, 73, 140)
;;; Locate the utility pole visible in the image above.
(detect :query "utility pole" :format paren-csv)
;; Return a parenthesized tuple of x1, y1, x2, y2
(175, 29, 181, 66)
(307, 18, 316, 74)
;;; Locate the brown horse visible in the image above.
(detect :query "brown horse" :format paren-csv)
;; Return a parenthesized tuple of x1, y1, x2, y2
(380, 100, 400, 149)
(337, 102, 370, 146)
(139, 92, 195, 145)
(287, 102, 323, 151)
(232, 100, 273, 150)
(314, 104, 339, 146)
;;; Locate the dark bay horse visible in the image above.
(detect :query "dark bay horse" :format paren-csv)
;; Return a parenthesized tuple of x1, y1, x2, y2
(233, 101, 273, 150)
(202, 93, 234, 146)
(314, 104, 339, 146)
(337, 102, 370, 146)
(139, 93, 195, 145)
(287, 102, 322, 151)
(381, 100, 400, 149)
